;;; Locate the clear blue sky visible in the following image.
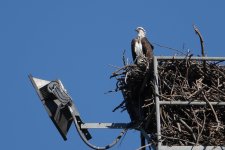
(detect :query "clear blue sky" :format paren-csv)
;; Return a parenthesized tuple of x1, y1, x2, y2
(0, 1, 225, 150)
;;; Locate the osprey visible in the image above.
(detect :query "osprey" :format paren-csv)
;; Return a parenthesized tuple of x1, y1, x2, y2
(131, 27, 154, 63)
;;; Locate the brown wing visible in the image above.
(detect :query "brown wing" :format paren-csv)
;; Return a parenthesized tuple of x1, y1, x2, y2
(141, 37, 154, 59)
(131, 38, 137, 61)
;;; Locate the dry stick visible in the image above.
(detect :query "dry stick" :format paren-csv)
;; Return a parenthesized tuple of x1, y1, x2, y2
(152, 42, 186, 55)
(211, 85, 225, 96)
(161, 135, 196, 145)
(191, 107, 200, 145)
(177, 122, 181, 132)
(136, 143, 153, 150)
(122, 50, 127, 66)
(108, 64, 121, 69)
(193, 24, 206, 69)
(156, 93, 174, 101)
(170, 70, 177, 95)
(217, 77, 221, 87)
(112, 100, 125, 112)
(142, 98, 154, 108)
(179, 118, 197, 142)
(202, 93, 220, 131)
(111, 64, 136, 76)
(160, 109, 168, 127)
(187, 85, 207, 99)
(191, 108, 202, 128)
(196, 110, 206, 145)
(217, 68, 225, 78)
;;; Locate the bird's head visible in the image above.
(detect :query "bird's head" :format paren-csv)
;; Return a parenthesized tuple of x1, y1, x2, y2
(135, 27, 146, 38)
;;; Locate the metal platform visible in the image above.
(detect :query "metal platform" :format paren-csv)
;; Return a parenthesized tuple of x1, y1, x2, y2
(153, 56, 225, 150)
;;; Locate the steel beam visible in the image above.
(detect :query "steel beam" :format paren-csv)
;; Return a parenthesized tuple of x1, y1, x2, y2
(155, 56, 225, 61)
(153, 56, 162, 149)
(160, 146, 225, 150)
(159, 101, 225, 105)
(80, 123, 129, 129)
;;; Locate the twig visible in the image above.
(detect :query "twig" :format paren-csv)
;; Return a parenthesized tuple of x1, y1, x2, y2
(152, 42, 186, 55)
(161, 135, 196, 145)
(179, 118, 196, 141)
(112, 100, 126, 112)
(196, 110, 206, 145)
(202, 94, 220, 131)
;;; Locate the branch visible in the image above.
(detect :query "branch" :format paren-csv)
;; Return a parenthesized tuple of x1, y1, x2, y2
(193, 24, 205, 57)
(193, 24, 206, 69)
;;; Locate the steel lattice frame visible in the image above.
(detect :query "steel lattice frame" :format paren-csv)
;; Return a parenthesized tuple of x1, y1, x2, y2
(153, 56, 225, 150)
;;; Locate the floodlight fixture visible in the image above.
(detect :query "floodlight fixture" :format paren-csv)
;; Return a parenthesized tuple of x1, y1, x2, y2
(29, 75, 91, 141)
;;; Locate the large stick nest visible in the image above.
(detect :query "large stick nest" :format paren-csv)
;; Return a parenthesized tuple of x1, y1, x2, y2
(111, 56, 225, 146)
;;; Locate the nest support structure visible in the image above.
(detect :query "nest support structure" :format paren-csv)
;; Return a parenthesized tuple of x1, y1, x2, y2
(111, 56, 225, 149)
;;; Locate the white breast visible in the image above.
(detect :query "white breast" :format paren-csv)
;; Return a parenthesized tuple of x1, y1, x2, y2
(135, 41, 144, 57)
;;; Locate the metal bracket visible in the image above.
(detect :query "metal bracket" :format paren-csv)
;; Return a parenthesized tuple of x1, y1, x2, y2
(81, 123, 129, 129)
